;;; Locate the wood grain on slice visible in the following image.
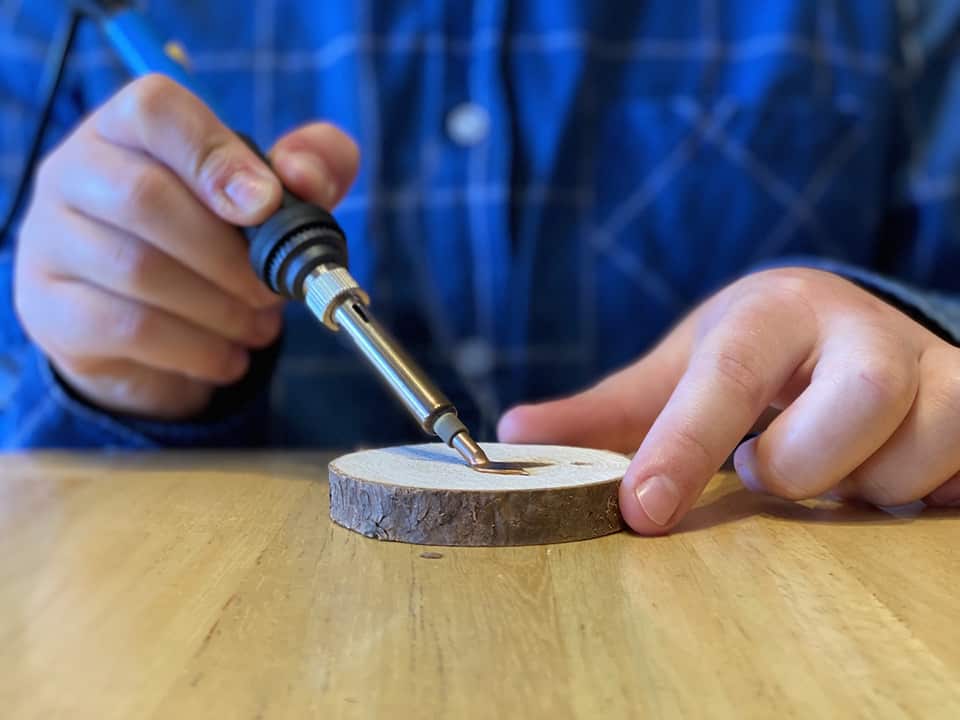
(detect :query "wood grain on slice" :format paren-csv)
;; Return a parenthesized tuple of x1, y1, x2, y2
(328, 443, 630, 546)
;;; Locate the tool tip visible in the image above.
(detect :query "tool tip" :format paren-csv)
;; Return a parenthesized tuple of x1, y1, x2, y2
(449, 430, 490, 468)
(449, 432, 538, 476)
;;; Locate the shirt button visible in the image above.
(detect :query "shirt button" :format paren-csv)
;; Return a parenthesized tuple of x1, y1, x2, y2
(454, 337, 495, 378)
(445, 103, 490, 147)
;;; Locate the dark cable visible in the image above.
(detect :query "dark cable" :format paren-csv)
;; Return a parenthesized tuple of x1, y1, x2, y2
(0, 10, 82, 244)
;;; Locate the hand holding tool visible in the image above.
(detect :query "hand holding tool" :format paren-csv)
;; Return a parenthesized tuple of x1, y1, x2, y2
(78, 2, 492, 467)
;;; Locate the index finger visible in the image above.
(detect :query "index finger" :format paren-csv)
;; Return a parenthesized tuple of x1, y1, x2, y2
(94, 74, 282, 225)
(621, 290, 817, 534)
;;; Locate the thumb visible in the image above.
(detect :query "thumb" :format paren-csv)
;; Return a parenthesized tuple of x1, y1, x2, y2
(497, 330, 689, 454)
(270, 122, 360, 209)
(96, 74, 284, 226)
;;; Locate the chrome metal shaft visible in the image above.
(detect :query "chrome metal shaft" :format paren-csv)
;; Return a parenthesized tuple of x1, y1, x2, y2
(302, 267, 487, 466)
(331, 298, 450, 432)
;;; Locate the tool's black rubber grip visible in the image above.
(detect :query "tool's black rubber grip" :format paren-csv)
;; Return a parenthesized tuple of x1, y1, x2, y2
(235, 132, 349, 299)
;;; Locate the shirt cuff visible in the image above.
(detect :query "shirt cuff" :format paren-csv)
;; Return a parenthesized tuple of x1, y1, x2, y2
(1, 343, 278, 449)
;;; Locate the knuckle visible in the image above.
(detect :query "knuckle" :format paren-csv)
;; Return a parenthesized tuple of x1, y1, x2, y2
(752, 274, 817, 318)
(851, 353, 917, 409)
(50, 294, 101, 360)
(703, 345, 768, 408)
(109, 303, 153, 345)
(107, 240, 156, 288)
(123, 74, 181, 120)
(740, 267, 813, 299)
(731, 269, 821, 325)
(765, 267, 822, 291)
(122, 164, 169, 214)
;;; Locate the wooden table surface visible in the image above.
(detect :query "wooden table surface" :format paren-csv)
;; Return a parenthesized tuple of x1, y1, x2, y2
(0, 452, 958, 719)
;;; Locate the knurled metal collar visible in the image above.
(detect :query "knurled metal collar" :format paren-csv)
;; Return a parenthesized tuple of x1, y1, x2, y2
(304, 267, 370, 330)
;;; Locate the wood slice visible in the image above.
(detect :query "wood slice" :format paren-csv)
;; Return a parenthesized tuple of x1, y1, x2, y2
(328, 443, 630, 547)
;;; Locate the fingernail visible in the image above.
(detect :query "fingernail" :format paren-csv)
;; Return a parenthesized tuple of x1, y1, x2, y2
(734, 437, 764, 493)
(223, 170, 275, 214)
(634, 475, 681, 527)
(279, 152, 338, 207)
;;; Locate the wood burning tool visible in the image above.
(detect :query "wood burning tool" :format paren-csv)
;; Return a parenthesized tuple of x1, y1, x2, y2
(61, 2, 493, 467)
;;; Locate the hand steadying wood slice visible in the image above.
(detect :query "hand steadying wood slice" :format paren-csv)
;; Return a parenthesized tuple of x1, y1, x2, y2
(328, 443, 630, 546)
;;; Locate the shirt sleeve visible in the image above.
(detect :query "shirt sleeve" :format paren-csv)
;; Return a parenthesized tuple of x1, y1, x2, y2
(1, 343, 279, 449)
(0, 5, 278, 449)
(866, 1, 960, 342)
(766, 4, 960, 346)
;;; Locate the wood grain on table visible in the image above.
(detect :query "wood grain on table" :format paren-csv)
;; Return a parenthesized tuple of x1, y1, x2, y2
(0, 452, 957, 719)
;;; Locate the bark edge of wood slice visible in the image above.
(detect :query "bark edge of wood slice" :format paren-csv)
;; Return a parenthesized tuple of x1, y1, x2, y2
(328, 443, 630, 547)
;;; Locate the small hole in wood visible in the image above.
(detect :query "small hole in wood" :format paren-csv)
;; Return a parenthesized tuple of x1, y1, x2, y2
(420, 551, 444, 560)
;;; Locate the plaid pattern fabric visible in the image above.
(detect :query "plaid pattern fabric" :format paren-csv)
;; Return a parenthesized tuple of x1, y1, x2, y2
(1, 1, 959, 448)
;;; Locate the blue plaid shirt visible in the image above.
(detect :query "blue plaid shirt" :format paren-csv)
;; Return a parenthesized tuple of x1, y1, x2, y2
(2, 1, 960, 449)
